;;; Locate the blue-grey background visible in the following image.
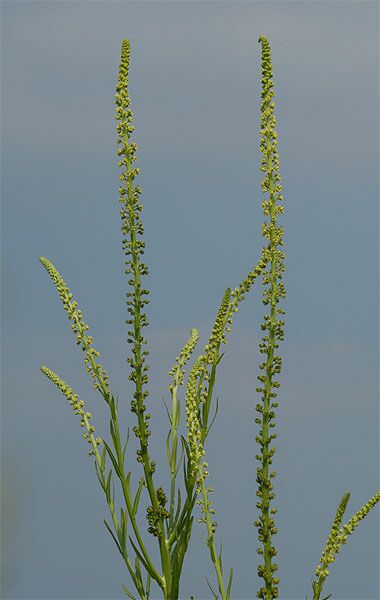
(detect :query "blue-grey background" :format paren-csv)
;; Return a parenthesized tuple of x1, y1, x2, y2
(1, 1, 379, 599)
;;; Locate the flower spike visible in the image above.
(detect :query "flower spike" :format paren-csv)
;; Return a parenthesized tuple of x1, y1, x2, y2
(254, 35, 285, 600)
(39, 257, 111, 399)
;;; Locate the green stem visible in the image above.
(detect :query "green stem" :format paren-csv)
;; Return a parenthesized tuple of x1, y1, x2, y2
(169, 377, 180, 531)
(199, 474, 227, 599)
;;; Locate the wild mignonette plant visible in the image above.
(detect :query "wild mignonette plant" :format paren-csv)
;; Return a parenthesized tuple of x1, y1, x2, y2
(39, 37, 379, 600)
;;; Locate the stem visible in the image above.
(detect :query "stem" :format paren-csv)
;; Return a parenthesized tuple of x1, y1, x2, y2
(198, 474, 227, 599)
(169, 377, 180, 530)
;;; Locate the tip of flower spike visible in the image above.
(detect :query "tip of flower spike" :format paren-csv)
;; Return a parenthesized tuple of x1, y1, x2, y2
(39, 256, 52, 269)
(258, 35, 268, 43)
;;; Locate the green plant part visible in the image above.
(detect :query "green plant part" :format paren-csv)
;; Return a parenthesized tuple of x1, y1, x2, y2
(310, 491, 380, 600)
(39, 35, 379, 600)
(253, 35, 285, 600)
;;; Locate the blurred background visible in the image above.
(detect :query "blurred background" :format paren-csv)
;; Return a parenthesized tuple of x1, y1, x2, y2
(1, 1, 379, 599)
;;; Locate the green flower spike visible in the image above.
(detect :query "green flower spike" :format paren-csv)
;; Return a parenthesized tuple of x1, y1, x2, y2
(254, 35, 286, 600)
(39, 257, 111, 399)
(312, 491, 380, 599)
(116, 39, 172, 594)
(185, 356, 233, 600)
(40, 366, 102, 457)
(116, 39, 151, 456)
(166, 328, 200, 531)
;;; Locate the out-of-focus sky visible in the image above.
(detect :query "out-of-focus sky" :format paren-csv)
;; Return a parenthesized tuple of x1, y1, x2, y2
(1, 1, 379, 599)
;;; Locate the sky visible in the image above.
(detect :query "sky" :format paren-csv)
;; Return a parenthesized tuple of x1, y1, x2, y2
(1, 1, 379, 599)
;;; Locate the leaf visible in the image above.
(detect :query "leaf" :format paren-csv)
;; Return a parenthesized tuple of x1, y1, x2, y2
(173, 487, 182, 526)
(123, 427, 130, 459)
(133, 477, 145, 517)
(174, 397, 181, 428)
(105, 469, 112, 502)
(110, 419, 117, 447)
(216, 351, 226, 366)
(207, 397, 219, 437)
(103, 440, 122, 479)
(134, 555, 144, 590)
(165, 429, 172, 465)
(175, 441, 185, 478)
(146, 573, 151, 599)
(162, 396, 172, 424)
(121, 584, 137, 600)
(100, 445, 107, 471)
(103, 518, 123, 557)
(321, 595, 332, 600)
(226, 566, 234, 599)
(94, 461, 104, 491)
(128, 535, 153, 579)
(217, 539, 223, 573)
(119, 507, 128, 548)
(205, 577, 219, 600)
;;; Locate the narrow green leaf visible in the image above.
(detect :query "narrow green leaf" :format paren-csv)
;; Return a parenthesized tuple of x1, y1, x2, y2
(134, 555, 143, 590)
(110, 419, 117, 446)
(120, 507, 128, 548)
(133, 477, 145, 517)
(121, 583, 137, 600)
(174, 397, 181, 428)
(165, 429, 171, 465)
(226, 566, 233, 599)
(103, 440, 122, 479)
(175, 441, 185, 478)
(205, 577, 219, 600)
(100, 445, 107, 471)
(128, 535, 154, 579)
(123, 427, 130, 459)
(103, 518, 123, 557)
(173, 487, 182, 526)
(105, 469, 112, 502)
(94, 461, 105, 491)
(218, 539, 223, 573)
(216, 352, 226, 366)
(162, 396, 172, 425)
(146, 573, 151, 599)
(207, 396, 219, 437)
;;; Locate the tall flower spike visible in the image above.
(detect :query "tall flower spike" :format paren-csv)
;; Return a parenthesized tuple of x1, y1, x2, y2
(254, 35, 285, 600)
(115, 39, 151, 449)
(116, 42, 172, 582)
(39, 257, 111, 398)
(41, 366, 102, 456)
